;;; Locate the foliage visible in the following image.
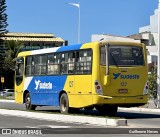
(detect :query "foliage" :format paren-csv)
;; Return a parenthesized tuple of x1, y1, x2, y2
(148, 67, 157, 99)
(3, 40, 23, 71)
(0, 0, 8, 35)
(0, 0, 8, 72)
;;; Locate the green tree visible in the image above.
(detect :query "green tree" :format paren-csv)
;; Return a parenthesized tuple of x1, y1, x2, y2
(0, 0, 8, 35)
(0, 0, 8, 89)
(148, 67, 157, 99)
(3, 40, 23, 71)
(0, 0, 8, 55)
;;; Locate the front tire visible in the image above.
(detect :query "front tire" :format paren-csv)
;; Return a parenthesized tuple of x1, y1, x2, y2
(25, 93, 36, 110)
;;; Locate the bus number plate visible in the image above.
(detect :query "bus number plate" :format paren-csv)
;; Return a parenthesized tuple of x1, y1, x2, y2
(118, 89, 128, 93)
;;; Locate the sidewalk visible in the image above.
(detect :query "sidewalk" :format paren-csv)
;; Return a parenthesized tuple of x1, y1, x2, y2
(119, 100, 160, 113)
(0, 99, 15, 103)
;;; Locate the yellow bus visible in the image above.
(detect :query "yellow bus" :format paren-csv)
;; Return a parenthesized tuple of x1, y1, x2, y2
(15, 41, 148, 116)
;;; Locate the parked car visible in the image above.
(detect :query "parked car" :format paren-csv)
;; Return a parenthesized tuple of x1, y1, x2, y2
(0, 89, 14, 97)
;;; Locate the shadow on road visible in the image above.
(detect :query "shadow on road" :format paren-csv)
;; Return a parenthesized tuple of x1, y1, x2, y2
(35, 108, 160, 119)
(116, 111, 160, 119)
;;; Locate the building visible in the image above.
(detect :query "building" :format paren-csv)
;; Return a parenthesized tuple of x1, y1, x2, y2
(0, 32, 65, 89)
(92, 9, 158, 71)
(129, 9, 158, 66)
(0, 32, 65, 56)
(0, 32, 65, 69)
(92, 34, 140, 43)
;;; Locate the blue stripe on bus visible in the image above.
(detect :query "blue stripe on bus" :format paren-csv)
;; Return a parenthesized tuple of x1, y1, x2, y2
(27, 75, 67, 106)
(57, 44, 82, 52)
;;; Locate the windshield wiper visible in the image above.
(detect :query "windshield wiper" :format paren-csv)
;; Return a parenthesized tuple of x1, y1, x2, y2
(108, 47, 118, 68)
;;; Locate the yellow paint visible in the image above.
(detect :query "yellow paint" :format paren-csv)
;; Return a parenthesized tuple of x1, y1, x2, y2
(14, 72, 25, 104)
(15, 41, 148, 108)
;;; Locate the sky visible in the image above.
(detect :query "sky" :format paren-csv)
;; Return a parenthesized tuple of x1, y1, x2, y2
(6, 0, 158, 45)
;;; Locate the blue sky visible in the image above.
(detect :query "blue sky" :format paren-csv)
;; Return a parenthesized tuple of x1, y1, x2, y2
(6, 0, 157, 45)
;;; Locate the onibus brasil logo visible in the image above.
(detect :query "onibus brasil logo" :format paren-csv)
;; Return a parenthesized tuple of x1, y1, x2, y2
(113, 73, 140, 80)
(35, 80, 53, 90)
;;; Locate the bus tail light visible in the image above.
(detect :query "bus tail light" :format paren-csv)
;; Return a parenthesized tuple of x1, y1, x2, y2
(143, 81, 149, 95)
(95, 80, 103, 95)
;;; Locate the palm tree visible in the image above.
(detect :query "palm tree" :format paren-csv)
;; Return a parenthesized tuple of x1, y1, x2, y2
(3, 40, 23, 71)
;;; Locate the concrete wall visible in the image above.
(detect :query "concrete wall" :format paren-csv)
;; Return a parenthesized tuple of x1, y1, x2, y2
(91, 34, 140, 43)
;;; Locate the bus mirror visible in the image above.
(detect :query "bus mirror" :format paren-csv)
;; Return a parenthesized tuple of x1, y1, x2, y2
(104, 75, 110, 86)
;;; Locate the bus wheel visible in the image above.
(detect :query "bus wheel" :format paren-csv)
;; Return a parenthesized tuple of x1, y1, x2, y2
(95, 105, 106, 115)
(105, 105, 118, 117)
(25, 93, 36, 110)
(95, 105, 118, 117)
(60, 93, 69, 114)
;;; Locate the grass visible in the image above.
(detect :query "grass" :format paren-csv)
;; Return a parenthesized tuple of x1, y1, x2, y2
(0, 96, 6, 99)
(0, 96, 14, 100)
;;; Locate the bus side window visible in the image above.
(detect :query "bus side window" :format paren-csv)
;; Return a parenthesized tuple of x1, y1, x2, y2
(68, 52, 75, 74)
(26, 56, 34, 76)
(60, 52, 75, 75)
(48, 53, 60, 75)
(100, 46, 106, 65)
(76, 49, 92, 74)
(34, 55, 47, 75)
(61, 53, 68, 74)
(16, 58, 24, 86)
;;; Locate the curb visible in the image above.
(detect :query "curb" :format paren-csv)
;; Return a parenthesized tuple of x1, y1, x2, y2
(0, 109, 127, 126)
(0, 99, 15, 103)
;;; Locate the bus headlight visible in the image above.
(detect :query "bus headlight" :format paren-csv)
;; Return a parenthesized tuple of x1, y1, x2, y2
(143, 81, 149, 95)
(95, 80, 103, 95)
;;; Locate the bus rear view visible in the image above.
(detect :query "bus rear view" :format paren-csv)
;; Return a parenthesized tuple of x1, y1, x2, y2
(93, 42, 148, 116)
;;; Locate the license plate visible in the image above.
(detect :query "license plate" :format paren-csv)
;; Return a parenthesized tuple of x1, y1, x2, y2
(118, 89, 128, 93)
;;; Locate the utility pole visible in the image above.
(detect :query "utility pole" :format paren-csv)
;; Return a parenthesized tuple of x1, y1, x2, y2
(67, 2, 80, 44)
(157, 0, 160, 108)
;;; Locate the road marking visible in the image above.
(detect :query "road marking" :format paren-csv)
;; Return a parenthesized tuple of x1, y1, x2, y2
(26, 125, 71, 128)
(0, 100, 15, 103)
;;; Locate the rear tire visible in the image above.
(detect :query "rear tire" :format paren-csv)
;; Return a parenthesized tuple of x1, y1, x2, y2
(105, 105, 118, 117)
(25, 93, 36, 110)
(60, 93, 69, 114)
(96, 105, 118, 117)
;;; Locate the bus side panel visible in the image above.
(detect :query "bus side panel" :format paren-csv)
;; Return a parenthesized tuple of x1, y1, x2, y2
(15, 81, 24, 104)
(24, 75, 67, 106)
(63, 75, 92, 108)
(64, 43, 100, 108)
(73, 75, 92, 108)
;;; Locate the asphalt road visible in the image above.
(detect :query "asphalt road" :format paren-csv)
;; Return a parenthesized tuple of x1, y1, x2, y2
(0, 100, 160, 137)
(0, 115, 159, 137)
(0, 101, 160, 128)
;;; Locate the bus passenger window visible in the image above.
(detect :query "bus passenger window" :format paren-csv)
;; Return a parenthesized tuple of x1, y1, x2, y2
(60, 52, 75, 74)
(76, 50, 92, 74)
(68, 52, 75, 74)
(26, 56, 34, 76)
(16, 58, 24, 86)
(34, 55, 47, 75)
(48, 53, 60, 75)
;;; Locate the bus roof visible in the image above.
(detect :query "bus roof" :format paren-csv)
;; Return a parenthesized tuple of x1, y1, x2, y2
(17, 43, 83, 57)
(17, 41, 144, 57)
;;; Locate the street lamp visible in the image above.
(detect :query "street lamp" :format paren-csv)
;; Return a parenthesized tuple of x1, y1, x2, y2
(67, 2, 80, 44)
(157, 0, 160, 108)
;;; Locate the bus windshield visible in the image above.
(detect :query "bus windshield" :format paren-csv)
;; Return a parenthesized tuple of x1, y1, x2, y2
(100, 45, 144, 66)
